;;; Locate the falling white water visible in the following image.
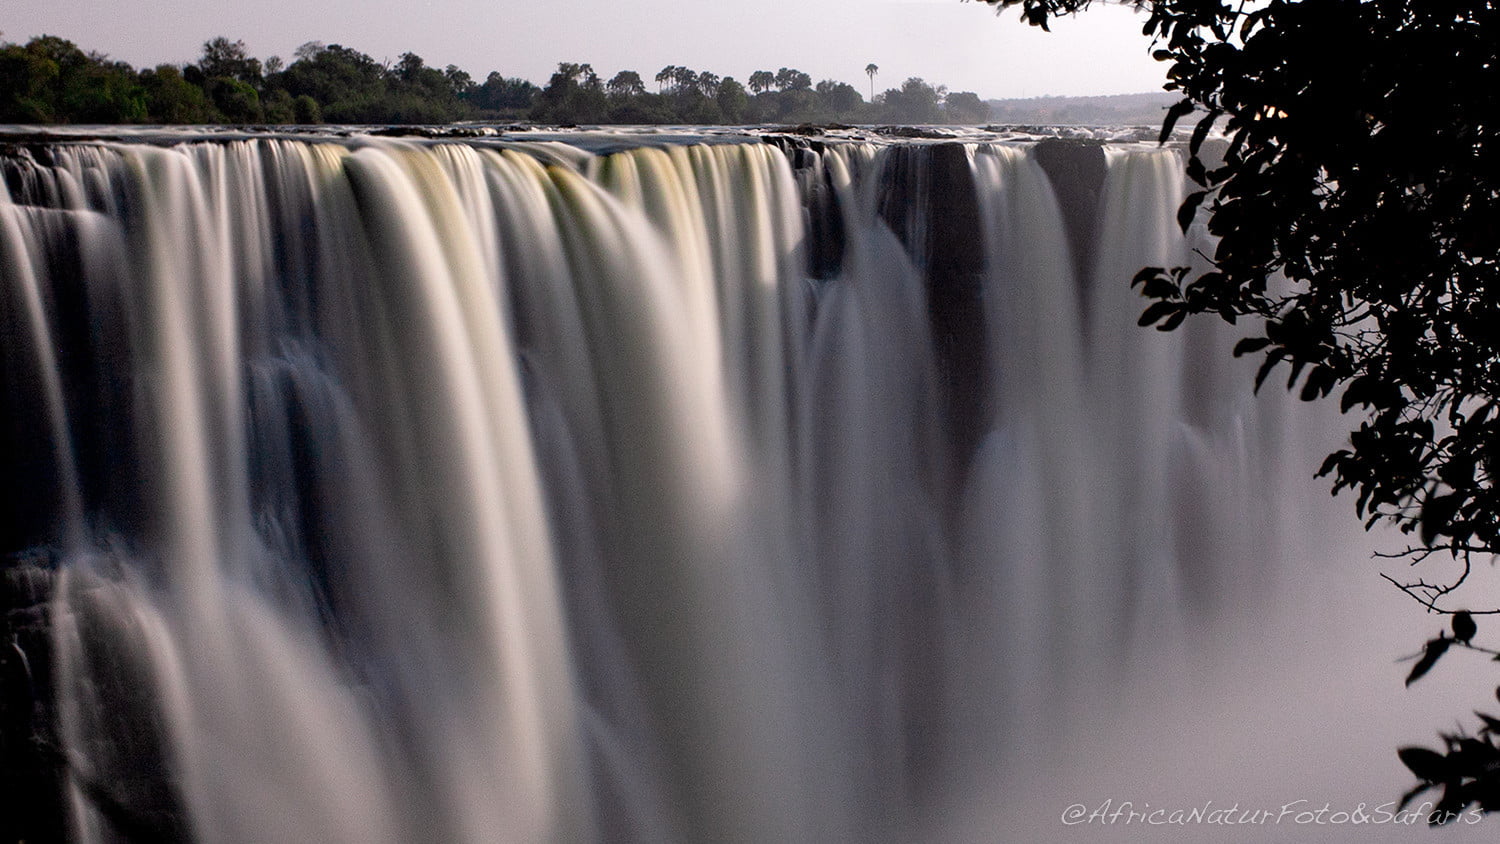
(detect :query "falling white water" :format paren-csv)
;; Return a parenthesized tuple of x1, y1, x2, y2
(957, 144, 1095, 766)
(0, 133, 1486, 844)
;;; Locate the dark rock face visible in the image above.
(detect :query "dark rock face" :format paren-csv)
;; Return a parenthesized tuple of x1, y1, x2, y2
(1, 552, 65, 844)
(1, 549, 193, 844)
(873, 126, 958, 140)
(1, 153, 183, 844)
(920, 143, 987, 465)
(0, 213, 146, 556)
(1032, 138, 1108, 294)
(767, 124, 854, 136)
(763, 135, 848, 281)
(874, 143, 987, 470)
(902, 142, 984, 799)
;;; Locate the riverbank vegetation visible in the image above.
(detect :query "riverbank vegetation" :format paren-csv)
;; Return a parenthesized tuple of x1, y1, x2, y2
(0, 34, 992, 126)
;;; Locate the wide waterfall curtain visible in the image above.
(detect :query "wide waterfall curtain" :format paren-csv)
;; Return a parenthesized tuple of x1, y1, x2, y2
(0, 135, 1382, 844)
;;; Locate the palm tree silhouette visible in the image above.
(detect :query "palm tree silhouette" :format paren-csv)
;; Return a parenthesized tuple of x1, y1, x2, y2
(865, 63, 879, 102)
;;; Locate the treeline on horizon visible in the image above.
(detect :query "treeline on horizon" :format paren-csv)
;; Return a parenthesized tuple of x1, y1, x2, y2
(0, 34, 994, 127)
(987, 92, 1178, 127)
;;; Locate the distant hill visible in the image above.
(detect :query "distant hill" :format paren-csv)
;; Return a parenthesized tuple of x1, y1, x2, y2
(984, 92, 1178, 126)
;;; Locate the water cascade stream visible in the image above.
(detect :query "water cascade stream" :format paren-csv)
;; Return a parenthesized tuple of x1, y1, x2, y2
(0, 132, 1434, 842)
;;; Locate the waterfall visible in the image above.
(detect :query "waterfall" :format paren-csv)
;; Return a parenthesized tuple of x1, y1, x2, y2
(0, 133, 1423, 842)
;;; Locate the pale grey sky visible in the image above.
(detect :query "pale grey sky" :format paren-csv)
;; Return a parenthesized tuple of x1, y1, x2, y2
(5, 0, 1169, 99)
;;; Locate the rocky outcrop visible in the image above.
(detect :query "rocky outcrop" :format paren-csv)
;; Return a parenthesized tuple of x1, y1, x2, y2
(1032, 137, 1108, 292)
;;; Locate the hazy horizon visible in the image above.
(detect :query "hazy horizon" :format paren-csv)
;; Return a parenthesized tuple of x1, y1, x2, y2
(4, 0, 1169, 100)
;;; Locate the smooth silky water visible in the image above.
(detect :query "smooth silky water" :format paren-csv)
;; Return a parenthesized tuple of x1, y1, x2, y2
(0, 130, 1487, 842)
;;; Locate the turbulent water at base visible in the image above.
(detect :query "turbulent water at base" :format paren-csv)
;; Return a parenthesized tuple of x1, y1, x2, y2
(0, 133, 1442, 843)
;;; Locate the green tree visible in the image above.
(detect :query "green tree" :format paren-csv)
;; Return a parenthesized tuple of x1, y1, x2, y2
(293, 41, 325, 62)
(0, 36, 146, 124)
(654, 65, 676, 93)
(815, 79, 862, 117)
(864, 63, 879, 102)
(384, 52, 467, 122)
(278, 43, 387, 122)
(0, 39, 63, 122)
(444, 65, 474, 98)
(679, 95, 723, 124)
(292, 93, 321, 124)
(764, 88, 819, 122)
(532, 61, 607, 124)
(139, 64, 215, 123)
(943, 90, 988, 124)
(197, 37, 262, 87)
(747, 70, 775, 95)
(205, 77, 262, 123)
(773, 67, 812, 92)
(716, 77, 749, 123)
(607, 92, 673, 124)
(984, 0, 1500, 820)
(260, 88, 296, 123)
(671, 65, 698, 92)
(468, 72, 539, 115)
(695, 71, 720, 97)
(880, 77, 941, 123)
(606, 70, 646, 98)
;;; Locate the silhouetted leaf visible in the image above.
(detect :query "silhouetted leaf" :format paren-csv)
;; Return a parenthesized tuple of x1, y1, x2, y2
(1399, 782, 1437, 811)
(1475, 712, 1500, 734)
(1450, 737, 1497, 770)
(1422, 494, 1461, 545)
(1189, 109, 1220, 157)
(1316, 450, 1349, 478)
(1233, 337, 1272, 357)
(1407, 637, 1451, 686)
(1308, 366, 1338, 400)
(1130, 266, 1164, 290)
(1299, 365, 1335, 401)
(1284, 359, 1306, 391)
(1138, 300, 1178, 327)
(1142, 276, 1179, 299)
(1178, 190, 1208, 231)
(1158, 97, 1194, 144)
(1400, 746, 1451, 782)
(1186, 155, 1207, 186)
(1253, 348, 1286, 393)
